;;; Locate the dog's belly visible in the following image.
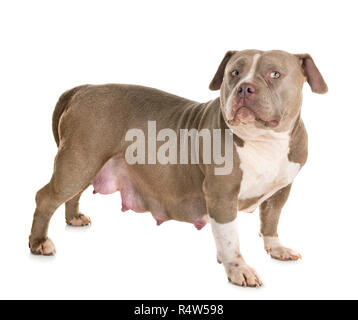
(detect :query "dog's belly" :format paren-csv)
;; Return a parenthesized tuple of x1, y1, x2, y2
(235, 128, 301, 213)
(92, 156, 208, 229)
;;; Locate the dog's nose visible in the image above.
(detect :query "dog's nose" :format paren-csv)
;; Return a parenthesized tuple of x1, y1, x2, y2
(238, 83, 256, 98)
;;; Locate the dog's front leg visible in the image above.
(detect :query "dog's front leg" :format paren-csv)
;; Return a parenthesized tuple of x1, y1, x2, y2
(260, 184, 302, 261)
(210, 216, 262, 287)
(204, 182, 262, 287)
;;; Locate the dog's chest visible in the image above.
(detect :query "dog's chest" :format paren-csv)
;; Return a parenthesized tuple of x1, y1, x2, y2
(236, 130, 300, 213)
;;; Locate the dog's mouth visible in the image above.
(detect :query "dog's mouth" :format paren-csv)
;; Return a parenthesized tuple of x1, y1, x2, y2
(227, 106, 280, 128)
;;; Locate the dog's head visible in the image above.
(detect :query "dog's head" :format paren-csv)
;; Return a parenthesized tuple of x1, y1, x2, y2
(209, 50, 327, 132)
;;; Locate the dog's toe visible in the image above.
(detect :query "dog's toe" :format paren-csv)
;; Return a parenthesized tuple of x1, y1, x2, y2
(226, 264, 263, 288)
(66, 213, 92, 227)
(267, 247, 301, 261)
(30, 238, 56, 256)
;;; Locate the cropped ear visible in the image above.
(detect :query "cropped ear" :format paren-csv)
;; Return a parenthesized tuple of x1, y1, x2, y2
(296, 54, 328, 94)
(209, 51, 236, 90)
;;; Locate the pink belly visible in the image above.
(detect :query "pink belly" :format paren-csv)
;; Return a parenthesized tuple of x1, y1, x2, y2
(92, 158, 145, 213)
(92, 157, 208, 230)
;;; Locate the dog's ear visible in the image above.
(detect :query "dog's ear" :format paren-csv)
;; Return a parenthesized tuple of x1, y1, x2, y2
(209, 51, 236, 91)
(296, 54, 328, 94)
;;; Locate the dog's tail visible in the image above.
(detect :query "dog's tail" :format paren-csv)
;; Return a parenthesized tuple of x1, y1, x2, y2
(52, 85, 87, 147)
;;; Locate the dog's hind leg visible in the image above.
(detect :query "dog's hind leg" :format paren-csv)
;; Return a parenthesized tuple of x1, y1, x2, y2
(29, 147, 106, 255)
(65, 189, 92, 226)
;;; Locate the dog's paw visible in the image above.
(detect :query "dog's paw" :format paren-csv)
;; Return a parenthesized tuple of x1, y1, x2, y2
(30, 238, 56, 256)
(267, 246, 301, 261)
(226, 264, 263, 287)
(66, 213, 92, 227)
(263, 236, 301, 261)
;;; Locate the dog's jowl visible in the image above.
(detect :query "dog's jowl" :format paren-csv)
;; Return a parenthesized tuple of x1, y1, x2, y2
(29, 50, 327, 287)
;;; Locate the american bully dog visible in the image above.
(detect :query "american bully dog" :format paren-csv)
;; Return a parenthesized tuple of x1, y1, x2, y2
(29, 50, 327, 287)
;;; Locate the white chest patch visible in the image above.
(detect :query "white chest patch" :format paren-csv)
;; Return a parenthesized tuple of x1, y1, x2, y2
(235, 124, 300, 213)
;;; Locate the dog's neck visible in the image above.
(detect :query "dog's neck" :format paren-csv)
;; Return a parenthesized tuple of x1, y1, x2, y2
(232, 123, 291, 143)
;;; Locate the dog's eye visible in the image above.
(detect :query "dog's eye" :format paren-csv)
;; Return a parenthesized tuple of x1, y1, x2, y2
(231, 70, 240, 77)
(270, 71, 281, 79)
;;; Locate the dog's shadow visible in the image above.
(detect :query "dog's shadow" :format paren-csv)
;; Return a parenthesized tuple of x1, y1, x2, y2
(269, 258, 302, 265)
(28, 253, 56, 262)
(64, 225, 92, 233)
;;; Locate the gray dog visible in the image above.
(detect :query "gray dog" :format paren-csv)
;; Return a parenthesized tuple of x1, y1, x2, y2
(29, 49, 327, 287)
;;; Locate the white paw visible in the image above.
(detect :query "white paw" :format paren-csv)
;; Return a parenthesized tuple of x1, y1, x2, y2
(263, 236, 301, 261)
(67, 214, 92, 226)
(225, 264, 263, 287)
(267, 246, 302, 261)
(31, 238, 56, 256)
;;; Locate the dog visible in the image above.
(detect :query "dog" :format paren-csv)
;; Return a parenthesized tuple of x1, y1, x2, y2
(29, 49, 327, 287)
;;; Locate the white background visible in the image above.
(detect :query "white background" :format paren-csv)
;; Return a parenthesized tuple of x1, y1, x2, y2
(0, 0, 357, 300)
